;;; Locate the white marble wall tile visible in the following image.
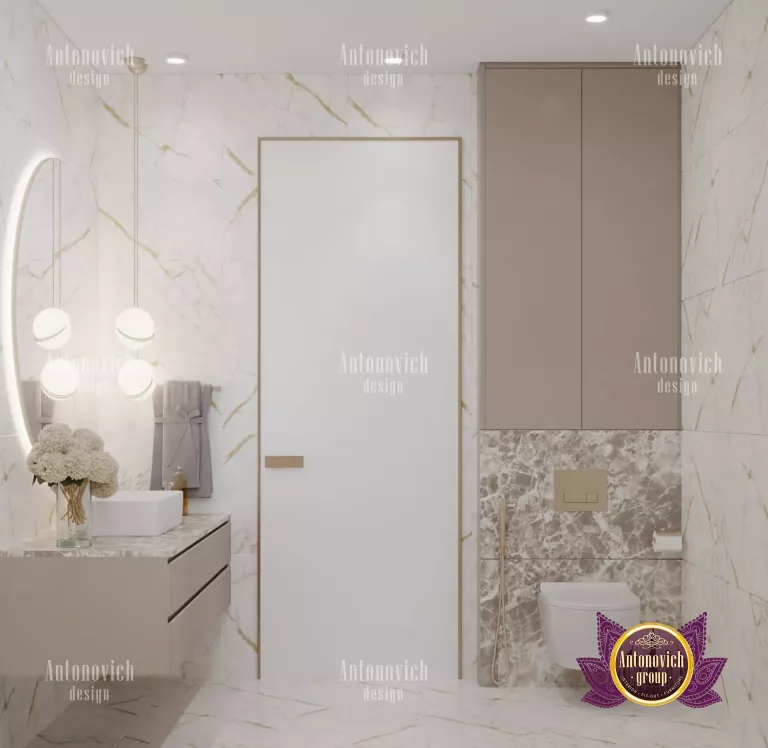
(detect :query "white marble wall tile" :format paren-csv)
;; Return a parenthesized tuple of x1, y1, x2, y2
(682, 0, 768, 168)
(750, 595, 768, 747)
(179, 618, 224, 686)
(682, 4, 768, 745)
(682, 104, 768, 300)
(682, 273, 768, 434)
(682, 431, 768, 601)
(0, 435, 57, 551)
(0, 436, 23, 551)
(682, 563, 764, 745)
(346, 74, 475, 137)
(221, 554, 259, 684)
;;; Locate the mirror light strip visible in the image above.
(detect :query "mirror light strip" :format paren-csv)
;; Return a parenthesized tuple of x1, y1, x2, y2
(1, 151, 58, 455)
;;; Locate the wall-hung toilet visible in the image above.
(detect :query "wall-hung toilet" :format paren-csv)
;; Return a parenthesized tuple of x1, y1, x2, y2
(538, 582, 641, 669)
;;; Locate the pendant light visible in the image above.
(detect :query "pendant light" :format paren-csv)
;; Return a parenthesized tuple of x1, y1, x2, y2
(40, 357, 79, 400)
(116, 56, 155, 351)
(33, 160, 71, 350)
(117, 358, 155, 400)
(117, 56, 156, 400)
(38, 159, 78, 400)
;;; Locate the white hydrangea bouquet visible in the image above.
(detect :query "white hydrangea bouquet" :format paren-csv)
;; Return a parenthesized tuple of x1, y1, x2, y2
(27, 424, 119, 529)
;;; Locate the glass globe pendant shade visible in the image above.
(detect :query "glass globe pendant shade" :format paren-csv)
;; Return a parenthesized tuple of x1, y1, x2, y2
(32, 308, 71, 350)
(116, 307, 155, 350)
(117, 358, 155, 400)
(40, 358, 79, 400)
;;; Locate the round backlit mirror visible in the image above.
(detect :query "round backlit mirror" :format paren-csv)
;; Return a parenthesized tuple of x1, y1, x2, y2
(3, 156, 96, 449)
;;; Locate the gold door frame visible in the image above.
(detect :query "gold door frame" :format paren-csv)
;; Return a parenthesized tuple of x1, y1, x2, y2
(257, 137, 463, 679)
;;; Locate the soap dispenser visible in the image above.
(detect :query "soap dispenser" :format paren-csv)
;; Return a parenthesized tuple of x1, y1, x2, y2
(173, 466, 189, 516)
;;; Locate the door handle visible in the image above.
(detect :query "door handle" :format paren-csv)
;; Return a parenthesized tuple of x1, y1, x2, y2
(264, 456, 304, 468)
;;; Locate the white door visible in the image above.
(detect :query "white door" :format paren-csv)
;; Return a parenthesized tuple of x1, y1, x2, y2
(260, 139, 460, 682)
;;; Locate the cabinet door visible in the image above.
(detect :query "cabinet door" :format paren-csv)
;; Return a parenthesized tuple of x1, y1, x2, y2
(582, 68, 680, 429)
(482, 68, 582, 429)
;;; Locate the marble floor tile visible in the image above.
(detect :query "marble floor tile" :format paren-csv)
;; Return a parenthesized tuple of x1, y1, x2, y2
(161, 679, 742, 748)
(115, 679, 200, 747)
(25, 701, 143, 748)
(28, 677, 744, 748)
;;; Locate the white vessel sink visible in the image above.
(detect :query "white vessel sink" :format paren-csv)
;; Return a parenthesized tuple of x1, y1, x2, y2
(92, 490, 183, 537)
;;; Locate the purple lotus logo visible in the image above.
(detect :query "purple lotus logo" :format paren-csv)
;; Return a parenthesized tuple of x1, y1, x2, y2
(577, 612, 726, 708)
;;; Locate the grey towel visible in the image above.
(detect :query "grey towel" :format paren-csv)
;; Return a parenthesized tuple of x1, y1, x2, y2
(150, 381, 213, 498)
(21, 380, 55, 441)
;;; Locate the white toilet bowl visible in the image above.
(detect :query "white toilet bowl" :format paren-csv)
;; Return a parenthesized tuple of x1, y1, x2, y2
(538, 582, 641, 669)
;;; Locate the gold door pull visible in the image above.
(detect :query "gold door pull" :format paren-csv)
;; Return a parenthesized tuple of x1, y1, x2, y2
(264, 456, 304, 468)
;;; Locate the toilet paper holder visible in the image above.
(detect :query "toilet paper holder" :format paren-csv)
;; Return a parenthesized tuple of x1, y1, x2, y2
(652, 530, 682, 553)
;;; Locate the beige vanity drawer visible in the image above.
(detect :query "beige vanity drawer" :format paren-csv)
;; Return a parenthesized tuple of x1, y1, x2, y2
(171, 565, 231, 670)
(169, 521, 230, 615)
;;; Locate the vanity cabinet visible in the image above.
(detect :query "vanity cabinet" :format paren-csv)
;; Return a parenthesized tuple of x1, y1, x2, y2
(478, 64, 681, 430)
(0, 516, 231, 676)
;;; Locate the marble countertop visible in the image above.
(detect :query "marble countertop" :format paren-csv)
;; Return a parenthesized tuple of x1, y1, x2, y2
(0, 514, 230, 558)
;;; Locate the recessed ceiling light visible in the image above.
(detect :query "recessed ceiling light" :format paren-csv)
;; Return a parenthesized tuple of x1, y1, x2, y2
(165, 53, 188, 65)
(385, 51, 405, 65)
(586, 12, 609, 23)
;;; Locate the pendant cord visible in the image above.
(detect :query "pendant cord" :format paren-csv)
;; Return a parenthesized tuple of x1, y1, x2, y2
(58, 159, 62, 310)
(51, 161, 55, 308)
(133, 68, 139, 309)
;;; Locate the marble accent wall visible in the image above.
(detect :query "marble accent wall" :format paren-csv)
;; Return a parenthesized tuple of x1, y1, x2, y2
(0, 0, 99, 745)
(92, 73, 478, 683)
(478, 430, 682, 687)
(681, 0, 768, 744)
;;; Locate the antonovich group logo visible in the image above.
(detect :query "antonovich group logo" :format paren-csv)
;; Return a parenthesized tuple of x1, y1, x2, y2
(578, 613, 726, 708)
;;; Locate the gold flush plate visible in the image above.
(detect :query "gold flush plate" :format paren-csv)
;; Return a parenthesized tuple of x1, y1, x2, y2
(554, 469, 608, 512)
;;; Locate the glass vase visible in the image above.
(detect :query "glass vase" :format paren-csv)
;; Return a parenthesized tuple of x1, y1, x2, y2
(56, 480, 92, 548)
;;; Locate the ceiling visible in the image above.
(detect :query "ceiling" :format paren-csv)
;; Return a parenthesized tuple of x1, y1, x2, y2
(39, 0, 730, 74)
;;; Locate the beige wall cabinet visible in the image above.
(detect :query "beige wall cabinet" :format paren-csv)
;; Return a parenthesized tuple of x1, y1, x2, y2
(479, 64, 680, 431)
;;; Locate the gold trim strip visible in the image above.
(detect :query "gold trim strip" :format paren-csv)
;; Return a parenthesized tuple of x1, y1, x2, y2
(257, 136, 463, 680)
(457, 136, 463, 680)
(257, 136, 263, 678)
(264, 455, 304, 469)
